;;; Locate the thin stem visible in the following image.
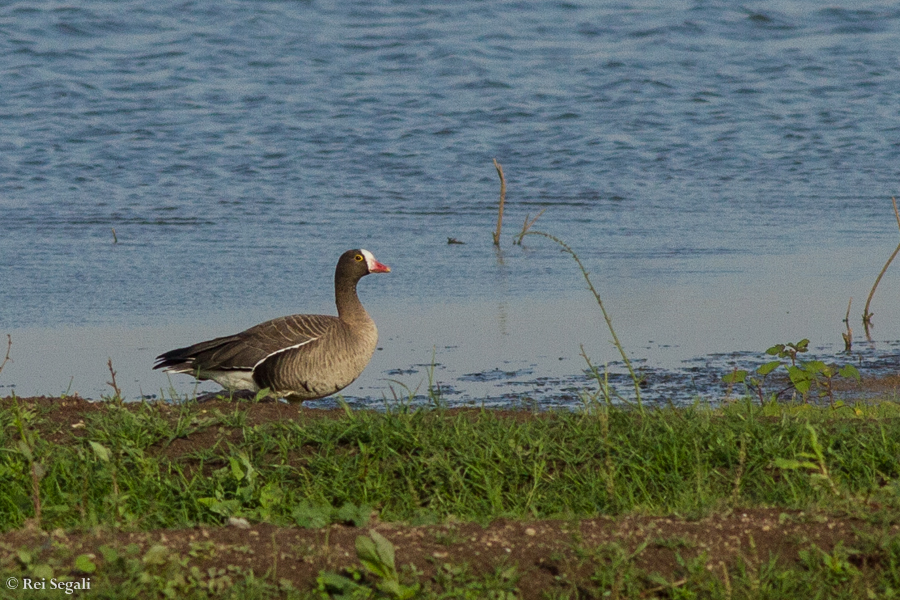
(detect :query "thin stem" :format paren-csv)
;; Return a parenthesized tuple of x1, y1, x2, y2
(525, 230, 643, 411)
(862, 197, 900, 338)
(0, 334, 10, 377)
(514, 208, 547, 245)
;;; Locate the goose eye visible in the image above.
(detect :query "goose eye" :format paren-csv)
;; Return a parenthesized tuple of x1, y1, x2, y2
(355, 254, 364, 261)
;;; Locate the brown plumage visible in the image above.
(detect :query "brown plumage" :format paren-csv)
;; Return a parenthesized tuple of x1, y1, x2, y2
(153, 249, 390, 402)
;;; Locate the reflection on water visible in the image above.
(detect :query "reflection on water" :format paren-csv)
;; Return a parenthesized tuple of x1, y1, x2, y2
(495, 301, 509, 338)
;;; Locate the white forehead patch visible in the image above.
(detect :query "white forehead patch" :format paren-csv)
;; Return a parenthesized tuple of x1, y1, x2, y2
(360, 249, 377, 270)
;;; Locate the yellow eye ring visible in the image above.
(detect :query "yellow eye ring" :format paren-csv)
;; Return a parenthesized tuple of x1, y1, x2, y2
(355, 254, 364, 261)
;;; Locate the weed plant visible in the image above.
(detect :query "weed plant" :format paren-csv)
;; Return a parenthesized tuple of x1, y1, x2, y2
(724, 339, 861, 406)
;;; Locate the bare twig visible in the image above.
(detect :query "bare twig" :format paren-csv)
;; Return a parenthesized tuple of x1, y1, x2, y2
(491, 159, 506, 246)
(107, 358, 123, 402)
(111, 228, 118, 244)
(646, 578, 688, 595)
(0, 334, 11, 377)
(893, 197, 899, 229)
(514, 208, 547, 245)
(863, 197, 900, 339)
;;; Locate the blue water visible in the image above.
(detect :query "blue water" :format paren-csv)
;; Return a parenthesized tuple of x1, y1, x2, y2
(3, 1, 900, 402)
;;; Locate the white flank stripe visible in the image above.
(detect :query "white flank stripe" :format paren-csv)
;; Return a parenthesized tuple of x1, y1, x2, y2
(252, 337, 319, 370)
(165, 367, 195, 374)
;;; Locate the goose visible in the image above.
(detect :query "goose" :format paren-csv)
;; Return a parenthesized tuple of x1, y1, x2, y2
(153, 249, 390, 402)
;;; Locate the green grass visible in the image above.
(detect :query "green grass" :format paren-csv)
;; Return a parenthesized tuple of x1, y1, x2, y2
(3, 397, 900, 531)
(5, 395, 900, 598)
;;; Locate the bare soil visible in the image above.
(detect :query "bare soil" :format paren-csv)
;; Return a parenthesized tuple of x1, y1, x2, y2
(3, 507, 885, 599)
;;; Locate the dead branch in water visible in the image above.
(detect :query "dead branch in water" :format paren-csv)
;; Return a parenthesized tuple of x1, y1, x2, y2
(842, 297, 852, 352)
(863, 197, 900, 339)
(492, 159, 506, 246)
